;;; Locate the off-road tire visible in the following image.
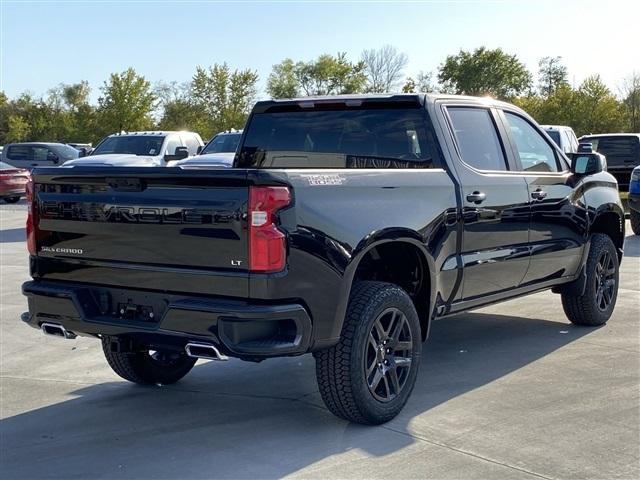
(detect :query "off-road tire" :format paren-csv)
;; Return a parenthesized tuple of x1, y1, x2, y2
(3, 196, 20, 204)
(561, 234, 619, 326)
(630, 209, 640, 236)
(101, 336, 197, 385)
(315, 281, 421, 424)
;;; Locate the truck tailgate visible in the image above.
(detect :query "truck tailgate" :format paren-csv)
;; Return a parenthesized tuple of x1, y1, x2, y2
(31, 167, 250, 296)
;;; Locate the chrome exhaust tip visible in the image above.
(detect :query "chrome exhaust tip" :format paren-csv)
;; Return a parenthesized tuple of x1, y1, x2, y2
(40, 322, 77, 339)
(185, 342, 228, 361)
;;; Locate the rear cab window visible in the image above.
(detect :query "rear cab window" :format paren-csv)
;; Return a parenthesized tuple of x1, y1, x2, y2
(237, 105, 441, 169)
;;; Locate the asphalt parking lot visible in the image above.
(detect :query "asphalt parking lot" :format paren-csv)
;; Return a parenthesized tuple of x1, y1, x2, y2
(1, 201, 638, 479)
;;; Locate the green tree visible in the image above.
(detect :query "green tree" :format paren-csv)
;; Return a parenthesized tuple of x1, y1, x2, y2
(267, 53, 366, 98)
(620, 72, 640, 132)
(538, 56, 568, 97)
(6, 115, 30, 142)
(266, 59, 299, 98)
(295, 53, 366, 96)
(438, 47, 532, 99)
(97, 68, 155, 134)
(572, 75, 626, 135)
(188, 63, 258, 138)
(62, 81, 91, 111)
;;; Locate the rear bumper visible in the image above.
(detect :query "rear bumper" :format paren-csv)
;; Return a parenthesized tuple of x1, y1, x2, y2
(21, 280, 312, 359)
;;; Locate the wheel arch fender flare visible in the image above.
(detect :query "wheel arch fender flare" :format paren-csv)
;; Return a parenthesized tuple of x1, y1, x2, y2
(588, 201, 625, 261)
(329, 227, 437, 341)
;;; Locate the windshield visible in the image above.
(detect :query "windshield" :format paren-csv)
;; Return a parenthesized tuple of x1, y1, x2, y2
(237, 107, 437, 168)
(201, 132, 241, 154)
(92, 136, 165, 156)
(545, 130, 561, 146)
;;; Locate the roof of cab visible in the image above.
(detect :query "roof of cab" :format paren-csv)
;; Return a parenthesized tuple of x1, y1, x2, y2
(252, 93, 518, 113)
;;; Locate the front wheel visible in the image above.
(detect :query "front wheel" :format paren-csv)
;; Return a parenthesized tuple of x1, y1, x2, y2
(315, 281, 422, 424)
(101, 336, 197, 385)
(630, 209, 640, 235)
(561, 234, 619, 326)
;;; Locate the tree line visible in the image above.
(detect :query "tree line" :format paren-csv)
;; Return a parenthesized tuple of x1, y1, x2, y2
(1, 46, 638, 146)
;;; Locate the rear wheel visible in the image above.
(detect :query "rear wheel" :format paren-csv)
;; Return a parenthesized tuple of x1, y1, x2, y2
(101, 336, 197, 385)
(315, 281, 421, 424)
(561, 234, 619, 326)
(630, 209, 640, 235)
(3, 196, 20, 204)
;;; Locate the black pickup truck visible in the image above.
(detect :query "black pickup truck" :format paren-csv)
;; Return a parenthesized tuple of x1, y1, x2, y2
(22, 94, 625, 424)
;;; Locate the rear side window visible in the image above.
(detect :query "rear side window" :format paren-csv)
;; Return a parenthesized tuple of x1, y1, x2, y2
(447, 107, 507, 171)
(237, 108, 440, 168)
(6, 145, 32, 161)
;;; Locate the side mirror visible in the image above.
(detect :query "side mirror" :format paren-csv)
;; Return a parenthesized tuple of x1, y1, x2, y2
(47, 152, 59, 164)
(164, 146, 189, 162)
(174, 146, 189, 160)
(570, 152, 606, 176)
(197, 145, 203, 154)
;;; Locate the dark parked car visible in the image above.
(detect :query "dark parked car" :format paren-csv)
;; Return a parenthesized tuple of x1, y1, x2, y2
(21, 94, 624, 424)
(1, 142, 79, 169)
(0, 161, 30, 203)
(578, 133, 640, 189)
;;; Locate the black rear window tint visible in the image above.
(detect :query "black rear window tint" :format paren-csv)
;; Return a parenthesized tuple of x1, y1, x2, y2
(237, 108, 440, 168)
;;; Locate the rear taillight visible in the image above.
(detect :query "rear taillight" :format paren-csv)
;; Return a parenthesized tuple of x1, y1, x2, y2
(26, 178, 37, 255)
(248, 186, 291, 273)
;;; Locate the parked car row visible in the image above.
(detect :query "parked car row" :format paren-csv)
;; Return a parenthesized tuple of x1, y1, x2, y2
(0, 130, 241, 201)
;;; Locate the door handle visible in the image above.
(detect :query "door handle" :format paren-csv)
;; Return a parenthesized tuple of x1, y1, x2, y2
(531, 189, 547, 200)
(466, 191, 486, 204)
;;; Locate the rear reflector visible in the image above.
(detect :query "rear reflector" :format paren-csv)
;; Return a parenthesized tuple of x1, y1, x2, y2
(26, 178, 36, 255)
(248, 186, 291, 273)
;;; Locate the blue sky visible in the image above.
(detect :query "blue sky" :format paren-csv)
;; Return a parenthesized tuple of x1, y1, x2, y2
(1, 0, 638, 101)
